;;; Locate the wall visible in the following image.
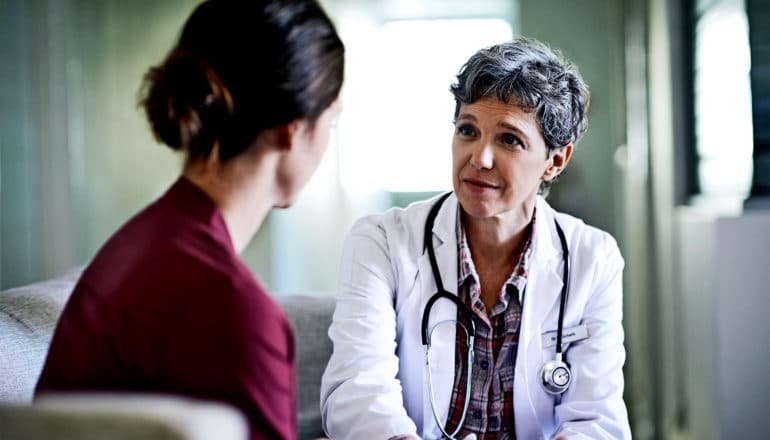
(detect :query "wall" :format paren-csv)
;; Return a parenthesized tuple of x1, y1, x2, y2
(645, 0, 768, 438)
(677, 208, 770, 439)
(519, 0, 627, 238)
(519, 0, 650, 435)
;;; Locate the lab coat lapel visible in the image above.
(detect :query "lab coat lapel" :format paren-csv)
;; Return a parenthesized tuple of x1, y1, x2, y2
(521, 198, 564, 350)
(417, 194, 459, 438)
(515, 198, 565, 437)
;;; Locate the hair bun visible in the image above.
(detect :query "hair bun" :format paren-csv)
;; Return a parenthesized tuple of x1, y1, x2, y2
(141, 50, 232, 156)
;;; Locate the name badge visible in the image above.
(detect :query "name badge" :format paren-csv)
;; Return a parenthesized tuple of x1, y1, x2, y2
(541, 324, 589, 348)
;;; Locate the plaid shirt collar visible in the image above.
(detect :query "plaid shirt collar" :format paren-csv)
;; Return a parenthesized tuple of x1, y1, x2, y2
(457, 207, 537, 311)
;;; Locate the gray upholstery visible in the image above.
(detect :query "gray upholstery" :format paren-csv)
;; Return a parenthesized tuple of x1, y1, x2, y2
(0, 270, 81, 403)
(0, 393, 248, 440)
(0, 270, 336, 440)
(278, 295, 336, 440)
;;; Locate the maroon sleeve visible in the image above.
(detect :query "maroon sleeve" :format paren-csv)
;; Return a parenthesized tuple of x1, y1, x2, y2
(207, 275, 296, 440)
(236, 301, 296, 440)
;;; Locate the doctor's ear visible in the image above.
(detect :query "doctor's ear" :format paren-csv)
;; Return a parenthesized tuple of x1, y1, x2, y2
(542, 144, 573, 182)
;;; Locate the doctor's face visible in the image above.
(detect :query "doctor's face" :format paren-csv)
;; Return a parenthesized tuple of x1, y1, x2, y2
(452, 97, 565, 220)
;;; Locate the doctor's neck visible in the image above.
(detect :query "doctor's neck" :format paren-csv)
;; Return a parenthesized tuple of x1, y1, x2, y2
(461, 199, 535, 268)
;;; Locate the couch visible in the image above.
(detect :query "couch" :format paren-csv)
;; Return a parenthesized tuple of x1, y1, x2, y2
(0, 269, 336, 440)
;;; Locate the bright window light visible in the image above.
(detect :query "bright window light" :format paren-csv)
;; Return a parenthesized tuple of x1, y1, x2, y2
(694, 2, 753, 197)
(338, 18, 513, 194)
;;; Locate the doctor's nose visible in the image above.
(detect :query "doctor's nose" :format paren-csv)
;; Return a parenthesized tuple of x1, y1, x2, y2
(468, 142, 494, 170)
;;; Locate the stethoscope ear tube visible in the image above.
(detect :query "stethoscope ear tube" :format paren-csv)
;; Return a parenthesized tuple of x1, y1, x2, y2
(553, 220, 570, 357)
(423, 193, 453, 288)
(421, 191, 464, 346)
(539, 219, 573, 395)
(422, 291, 477, 346)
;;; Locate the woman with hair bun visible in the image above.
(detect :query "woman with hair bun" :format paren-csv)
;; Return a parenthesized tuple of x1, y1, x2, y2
(36, 1, 344, 438)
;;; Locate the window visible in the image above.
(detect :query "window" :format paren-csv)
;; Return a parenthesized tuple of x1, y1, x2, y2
(693, 0, 753, 199)
(337, 18, 513, 194)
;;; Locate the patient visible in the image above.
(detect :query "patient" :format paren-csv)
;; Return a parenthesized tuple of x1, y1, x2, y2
(35, 1, 344, 439)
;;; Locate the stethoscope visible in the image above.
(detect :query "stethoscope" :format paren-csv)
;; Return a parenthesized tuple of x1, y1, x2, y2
(421, 192, 573, 440)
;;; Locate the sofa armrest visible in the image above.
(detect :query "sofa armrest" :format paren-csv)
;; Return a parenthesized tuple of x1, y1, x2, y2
(0, 269, 82, 403)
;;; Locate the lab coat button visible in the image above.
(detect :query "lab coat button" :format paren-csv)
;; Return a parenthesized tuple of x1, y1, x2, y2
(480, 360, 489, 370)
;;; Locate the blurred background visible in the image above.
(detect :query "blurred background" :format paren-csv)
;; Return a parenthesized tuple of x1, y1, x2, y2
(1, 0, 768, 438)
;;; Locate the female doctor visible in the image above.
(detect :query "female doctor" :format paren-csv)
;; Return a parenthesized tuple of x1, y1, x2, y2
(320, 38, 631, 440)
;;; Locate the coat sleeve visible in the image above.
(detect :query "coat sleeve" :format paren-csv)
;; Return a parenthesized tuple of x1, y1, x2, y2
(320, 217, 419, 440)
(552, 234, 632, 439)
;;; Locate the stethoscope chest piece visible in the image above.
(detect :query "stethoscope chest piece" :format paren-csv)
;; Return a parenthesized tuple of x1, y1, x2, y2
(539, 354, 573, 395)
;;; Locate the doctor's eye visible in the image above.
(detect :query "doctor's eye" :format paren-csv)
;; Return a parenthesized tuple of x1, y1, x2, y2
(500, 133, 524, 148)
(455, 124, 477, 138)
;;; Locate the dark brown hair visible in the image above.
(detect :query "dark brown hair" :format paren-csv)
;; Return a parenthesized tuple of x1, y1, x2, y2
(141, 0, 345, 161)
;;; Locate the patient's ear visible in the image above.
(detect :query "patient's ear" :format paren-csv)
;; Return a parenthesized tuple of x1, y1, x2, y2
(259, 121, 301, 151)
(542, 144, 573, 181)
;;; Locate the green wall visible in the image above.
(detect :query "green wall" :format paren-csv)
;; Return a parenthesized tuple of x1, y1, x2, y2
(519, 0, 627, 238)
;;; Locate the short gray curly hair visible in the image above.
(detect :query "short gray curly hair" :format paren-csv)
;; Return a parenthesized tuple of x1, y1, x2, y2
(450, 37, 589, 194)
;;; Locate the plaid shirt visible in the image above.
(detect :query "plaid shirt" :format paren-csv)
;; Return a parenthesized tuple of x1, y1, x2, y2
(443, 209, 536, 440)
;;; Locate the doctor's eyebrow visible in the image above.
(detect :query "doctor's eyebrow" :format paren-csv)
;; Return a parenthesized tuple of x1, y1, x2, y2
(499, 121, 532, 144)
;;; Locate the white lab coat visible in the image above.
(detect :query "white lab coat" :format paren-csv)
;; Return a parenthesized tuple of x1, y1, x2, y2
(320, 194, 631, 440)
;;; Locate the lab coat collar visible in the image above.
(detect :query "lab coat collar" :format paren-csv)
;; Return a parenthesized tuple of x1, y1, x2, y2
(422, 194, 564, 302)
(428, 194, 563, 291)
(532, 196, 562, 265)
(426, 192, 460, 296)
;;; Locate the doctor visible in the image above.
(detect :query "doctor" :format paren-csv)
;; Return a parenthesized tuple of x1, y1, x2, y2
(320, 38, 631, 440)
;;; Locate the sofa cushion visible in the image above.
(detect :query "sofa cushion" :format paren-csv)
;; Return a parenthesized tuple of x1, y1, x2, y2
(0, 393, 248, 440)
(278, 294, 336, 440)
(0, 270, 80, 403)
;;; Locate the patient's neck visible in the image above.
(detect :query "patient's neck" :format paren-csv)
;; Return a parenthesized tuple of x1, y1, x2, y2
(182, 146, 279, 254)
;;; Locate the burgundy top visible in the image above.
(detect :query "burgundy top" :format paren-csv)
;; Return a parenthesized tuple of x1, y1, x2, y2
(36, 177, 296, 440)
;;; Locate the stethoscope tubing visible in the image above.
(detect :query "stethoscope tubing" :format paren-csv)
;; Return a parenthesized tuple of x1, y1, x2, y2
(420, 192, 570, 356)
(420, 192, 572, 438)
